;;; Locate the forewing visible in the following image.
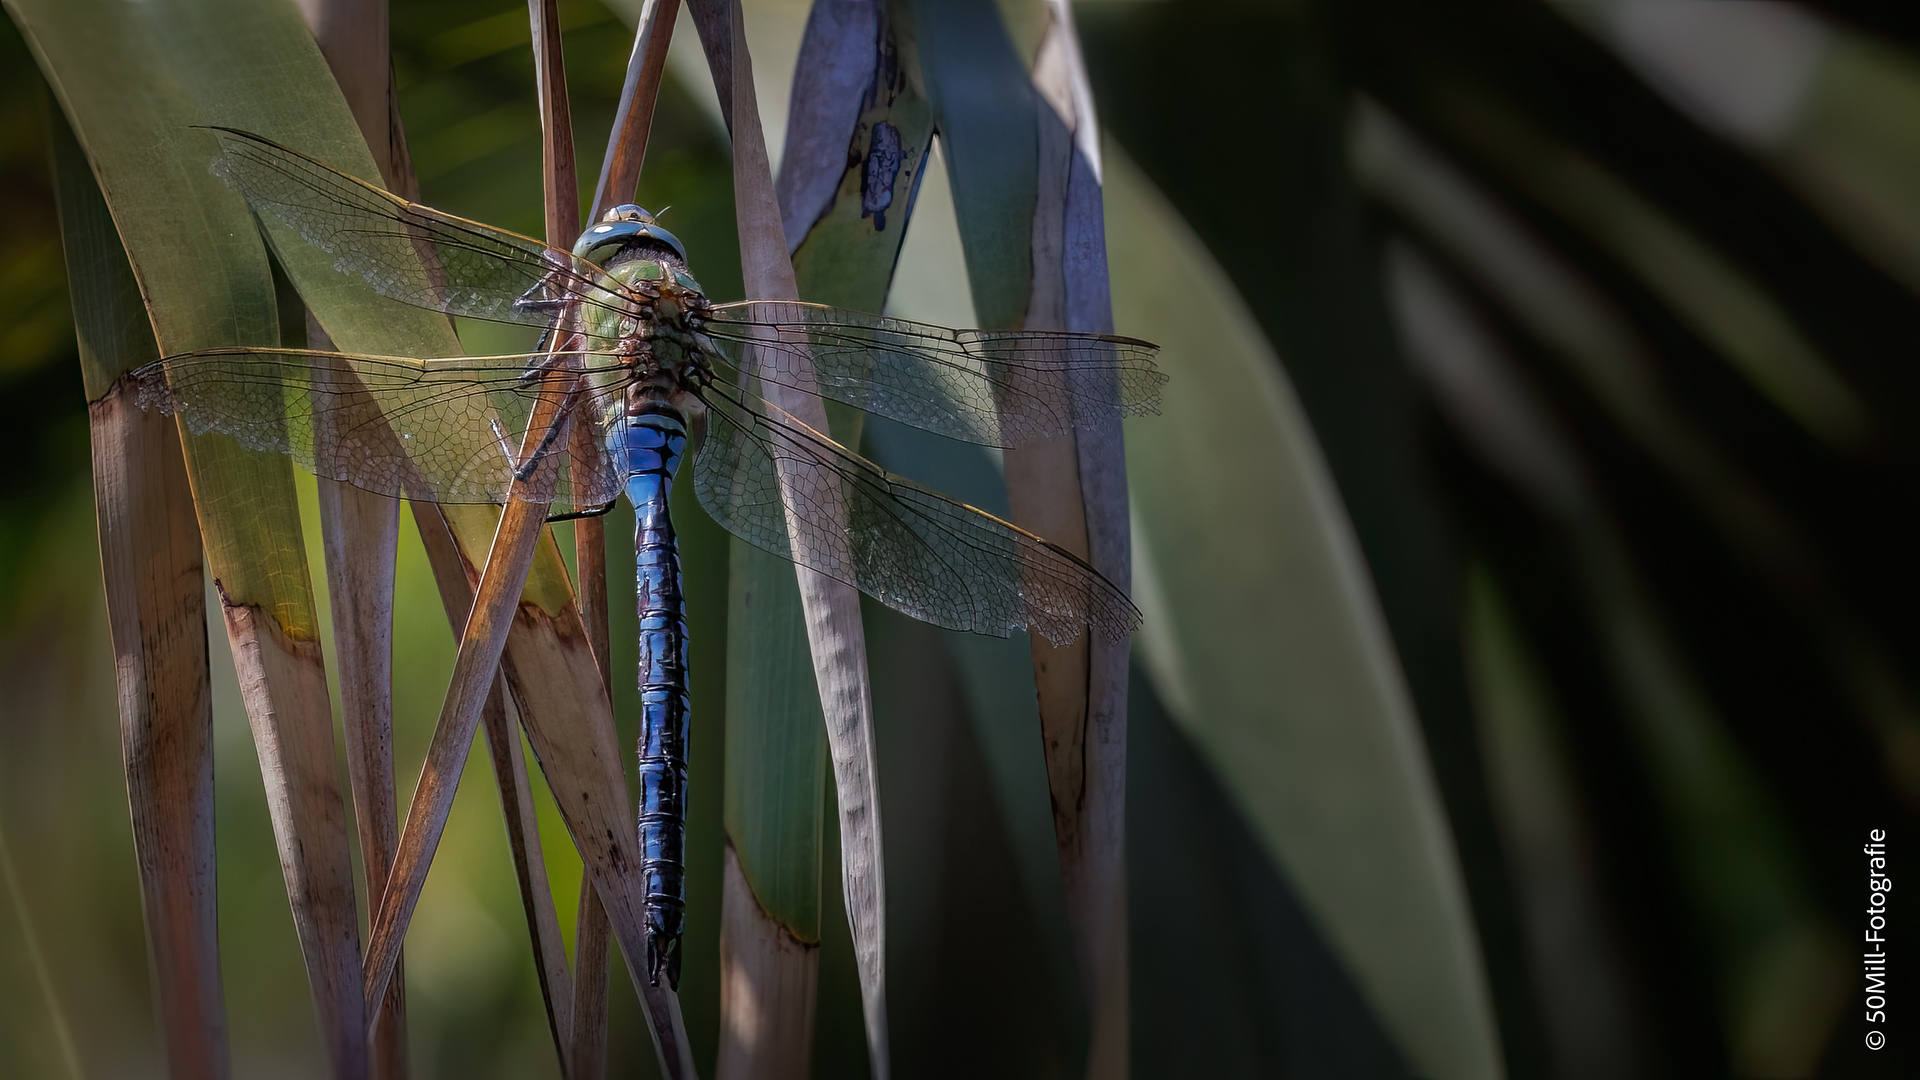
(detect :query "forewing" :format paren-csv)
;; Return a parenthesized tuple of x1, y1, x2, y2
(134, 347, 628, 515)
(692, 383, 1139, 645)
(206, 127, 638, 330)
(702, 300, 1164, 448)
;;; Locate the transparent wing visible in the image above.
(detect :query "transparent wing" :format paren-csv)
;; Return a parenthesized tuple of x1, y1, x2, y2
(693, 382, 1139, 645)
(134, 347, 629, 516)
(702, 300, 1165, 448)
(205, 127, 639, 330)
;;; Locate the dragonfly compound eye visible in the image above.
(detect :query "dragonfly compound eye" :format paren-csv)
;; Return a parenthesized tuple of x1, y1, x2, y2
(575, 204, 688, 265)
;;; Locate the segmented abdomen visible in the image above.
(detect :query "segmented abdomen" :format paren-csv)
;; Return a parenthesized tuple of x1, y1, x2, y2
(622, 409, 691, 988)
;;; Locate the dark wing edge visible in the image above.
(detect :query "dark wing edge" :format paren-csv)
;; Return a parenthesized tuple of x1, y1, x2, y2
(691, 382, 1141, 645)
(703, 299, 1167, 448)
(131, 346, 629, 515)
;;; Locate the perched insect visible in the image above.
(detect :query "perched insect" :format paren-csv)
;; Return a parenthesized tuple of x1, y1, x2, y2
(136, 128, 1163, 986)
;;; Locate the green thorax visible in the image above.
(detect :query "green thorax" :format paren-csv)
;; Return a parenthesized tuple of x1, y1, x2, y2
(581, 259, 709, 373)
(612, 257, 704, 302)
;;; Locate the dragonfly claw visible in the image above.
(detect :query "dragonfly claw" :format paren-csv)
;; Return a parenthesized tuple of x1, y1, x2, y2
(645, 927, 681, 989)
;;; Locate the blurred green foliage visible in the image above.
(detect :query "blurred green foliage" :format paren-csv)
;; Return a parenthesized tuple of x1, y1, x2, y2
(0, 16, 83, 619)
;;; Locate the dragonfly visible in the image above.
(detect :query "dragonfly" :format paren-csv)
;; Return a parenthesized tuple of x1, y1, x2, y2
(134, 128, 1164, 989)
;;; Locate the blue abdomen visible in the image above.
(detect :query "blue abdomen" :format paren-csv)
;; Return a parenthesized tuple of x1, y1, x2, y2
(621, 408, 691, 987)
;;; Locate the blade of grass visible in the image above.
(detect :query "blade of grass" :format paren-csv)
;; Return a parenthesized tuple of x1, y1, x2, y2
(711, 12, 941, 1064)
(296, 0, 401, 184)
(564, 289, 615, 1080)
(901, 2, 1131, 1070)
(704, 8, 861, 1078)
(295, 4, 411, 1074)
(315, 469, 405, 1070)
(719, 539, 826, 1079)
(459, 502, 701, 1080)
(485, 682, 581, 1067)
(309, 4, 592, 1069)
(14, 3, 371, 1074)
(1124, 666, 1418, 1076)
(689, 0, 890, 1073)
(304, 4, 594, 1066)
(529, 1, 591, 1070)
(48, 99, 226, 1080)
(1101, 143, 1504, 1080)
(243, 107, 700, 1079)
(697, 1, 830, 1075)
(532, 0, 580, 250)
(764, 6, 1100, 1069)
(1430, 90, 1870, 454)
(0, 822, 83, 1080)
(361, 368, 577, 1022)
(1021, 7, 1130, 1074)
(20, 1, 692, 1072)
(205, 444, 364, 1080)
(719, 844, 820, 1074)
(900, 0, 1035, 326)
(409, 501, 578, 1070)
(780, 0, 936, 301)
(705, 3, 855, 1069)
(527, 2, 616, 1073)
(856, 137, 1089, 1071)
(1082, 10, 1552, 1072)
(177, 15, 690, 1073)
(748, 3, 937, 1069)
(703, 60, 831, 1080)
(553, 2, 713, 1070)
(407, 500, 704, 1080)
(592, 0, 682, 223)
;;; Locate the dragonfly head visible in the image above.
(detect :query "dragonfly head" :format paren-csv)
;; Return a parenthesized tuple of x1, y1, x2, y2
(574, 204, 688, 265)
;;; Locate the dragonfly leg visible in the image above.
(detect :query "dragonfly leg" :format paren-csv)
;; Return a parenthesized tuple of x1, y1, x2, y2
(510, 257, 576, 319)
(511, 405, 575, 484)
(495, 331, 597, 488)
(517, 329, 590, 382)
(488, 417, 517, 474)
(544, 499, 619, 524)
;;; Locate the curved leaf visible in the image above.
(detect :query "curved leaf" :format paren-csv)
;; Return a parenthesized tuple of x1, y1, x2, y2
(11, 2, 368, 1072)
(902, 4, 1134, 1074)
(688, 0, 892, 1074)
(49, 90, 226, 1080)
(1106, 146, 1503, 1080)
